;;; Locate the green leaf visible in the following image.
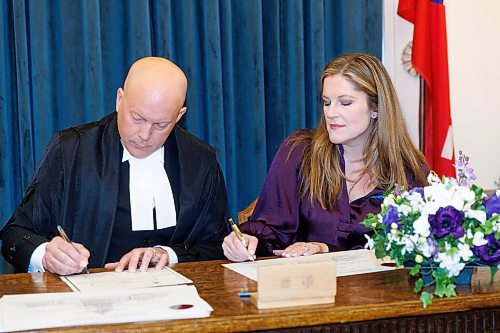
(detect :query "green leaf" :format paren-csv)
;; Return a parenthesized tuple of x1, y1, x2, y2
(410, 264, 421, 276)
(433, 270, 449, 298)
(490, 266, 499, 285)
(420, 292, 433, 308)
(414, 278, 424, 293)
(470, 184, 483, 197)
(444, 283, 457, 297)
(434, 282, 447, 297)
(447, 246, 458, 257)
(374, 242, 387, 259)
(483, 224, 493, 234)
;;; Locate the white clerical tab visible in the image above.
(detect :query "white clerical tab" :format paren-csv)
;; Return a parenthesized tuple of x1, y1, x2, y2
(122, 145, 176, 231)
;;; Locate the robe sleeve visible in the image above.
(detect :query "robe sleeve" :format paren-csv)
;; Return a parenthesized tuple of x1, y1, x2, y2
(0, 134, 63, 272)
(169, 160, 230, 262)
(239, 136, 304, 256)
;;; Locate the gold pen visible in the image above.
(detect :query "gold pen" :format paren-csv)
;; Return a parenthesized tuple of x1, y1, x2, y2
(229, 218, 248, 248)
(57, 225, 89, 274)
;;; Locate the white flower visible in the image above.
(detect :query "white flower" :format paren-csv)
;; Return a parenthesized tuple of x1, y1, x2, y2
(457, 242, 473, 261)
(364, 234, 374, 250)
(387, 233, 405, 246)
(436, 252, 465, 277)
(407, 191, 423, 201)
(465, 209, 487, 224)
(427, 173, 441, 184)
(466, 228, 474, 239)
(455, 185, 476, 209)
(407, 192, 425, 211)
(418, 239, 436, 258)
(401, 234, 419, 255)
(413, 215, 431, 237)
(398, 204, 412, 216)
(473, 232, 488, 246)
(423, 183, 472, 213)
(383, 195, 395, 207)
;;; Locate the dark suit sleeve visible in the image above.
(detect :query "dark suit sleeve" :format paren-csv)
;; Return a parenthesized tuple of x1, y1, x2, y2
(169, 160, 230, 262)
(0, 134, 63, 272)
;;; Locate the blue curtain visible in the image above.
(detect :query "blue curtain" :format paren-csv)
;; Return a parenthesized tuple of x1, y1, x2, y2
(0, 0, 382, 273)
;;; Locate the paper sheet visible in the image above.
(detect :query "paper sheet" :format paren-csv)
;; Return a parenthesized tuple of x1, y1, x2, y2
(60, 267, 192, 292)
(222, 249, 394, 281)
(0, 285, 212, 332)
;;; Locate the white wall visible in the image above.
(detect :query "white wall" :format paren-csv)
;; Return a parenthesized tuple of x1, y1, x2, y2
(383, 0, 420, 145)
(383, 0, 500, 189)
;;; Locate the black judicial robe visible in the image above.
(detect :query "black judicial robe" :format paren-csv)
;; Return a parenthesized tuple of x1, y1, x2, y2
(0, 113, 230, 272)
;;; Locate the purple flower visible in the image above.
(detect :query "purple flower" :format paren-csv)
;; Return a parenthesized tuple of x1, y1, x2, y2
(382, 206, 399, 227)
(465, 167, 477, 180)
(459, 179, 470, 187)
(483, 193, 500, 219)
(472, 234, 500, 266)
(454, 151, 476, 188)
(455, 159, 465, 169)
(429, 206, 465, 238)
(409, 187, 424, 198)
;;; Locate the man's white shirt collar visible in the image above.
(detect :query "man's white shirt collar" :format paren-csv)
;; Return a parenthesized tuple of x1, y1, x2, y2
(122, 144, 176, 231)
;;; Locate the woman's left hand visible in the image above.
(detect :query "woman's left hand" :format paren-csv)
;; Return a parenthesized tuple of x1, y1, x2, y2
(273, 242, 328, 258)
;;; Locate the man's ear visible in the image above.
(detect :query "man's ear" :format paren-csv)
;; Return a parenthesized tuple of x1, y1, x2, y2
(116, 88, 124, 113)
(176, 106, 187, 123)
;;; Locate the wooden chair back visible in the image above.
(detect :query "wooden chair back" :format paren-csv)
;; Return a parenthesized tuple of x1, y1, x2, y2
(237, 198, 258, 224)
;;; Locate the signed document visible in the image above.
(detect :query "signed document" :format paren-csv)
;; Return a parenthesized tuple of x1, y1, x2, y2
(0, 285, 212, 332)
(223, 249, 394, 281)
(60, 267, 192, 292)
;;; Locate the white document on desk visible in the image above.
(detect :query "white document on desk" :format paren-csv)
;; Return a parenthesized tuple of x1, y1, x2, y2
(222, 249, 394, 281)
(60, 267, 192, 292)
(0, 285, 212, 332)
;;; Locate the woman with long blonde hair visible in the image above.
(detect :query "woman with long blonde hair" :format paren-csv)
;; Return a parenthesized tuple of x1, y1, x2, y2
(223, 53, 428, 262)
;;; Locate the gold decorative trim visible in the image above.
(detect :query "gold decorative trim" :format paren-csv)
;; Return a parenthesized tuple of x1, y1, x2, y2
(402, 41, 417, 76)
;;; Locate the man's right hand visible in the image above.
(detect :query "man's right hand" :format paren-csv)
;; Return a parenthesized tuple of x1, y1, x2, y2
(222, 232, 258, 262)
(42, 236, 90, 275)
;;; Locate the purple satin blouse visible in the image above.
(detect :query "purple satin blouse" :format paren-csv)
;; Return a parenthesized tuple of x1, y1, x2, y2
(239, 130, 423, 256)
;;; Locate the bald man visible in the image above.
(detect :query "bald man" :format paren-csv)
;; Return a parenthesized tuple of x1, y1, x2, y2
(0, 57, 230, 275)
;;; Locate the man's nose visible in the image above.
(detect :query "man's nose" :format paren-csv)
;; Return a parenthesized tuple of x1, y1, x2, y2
(138, 123, 153, 141)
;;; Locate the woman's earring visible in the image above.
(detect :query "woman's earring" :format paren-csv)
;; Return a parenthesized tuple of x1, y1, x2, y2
(371, 112, 378, 119)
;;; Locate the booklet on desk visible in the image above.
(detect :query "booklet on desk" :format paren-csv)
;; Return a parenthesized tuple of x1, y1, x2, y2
(0, 285, 212, 332)
(60, 266, 192, 292)
(223, 249, 395, 281)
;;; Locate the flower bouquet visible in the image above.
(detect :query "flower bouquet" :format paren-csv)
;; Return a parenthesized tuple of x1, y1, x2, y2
(362, 152, 500, 308)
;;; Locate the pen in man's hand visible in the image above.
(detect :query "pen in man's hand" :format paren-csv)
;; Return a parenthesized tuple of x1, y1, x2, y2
(228, 218, 248, 248)
(57, 225, 89, 274)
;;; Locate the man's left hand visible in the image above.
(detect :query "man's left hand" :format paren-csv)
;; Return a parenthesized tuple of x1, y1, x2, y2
(104, 247, 170, 272)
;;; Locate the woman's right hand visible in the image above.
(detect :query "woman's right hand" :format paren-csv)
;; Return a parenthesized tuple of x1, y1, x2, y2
(222, 232, 258, 262)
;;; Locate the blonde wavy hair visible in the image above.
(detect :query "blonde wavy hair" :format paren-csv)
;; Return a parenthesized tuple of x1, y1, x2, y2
(290, 53, 428, 210)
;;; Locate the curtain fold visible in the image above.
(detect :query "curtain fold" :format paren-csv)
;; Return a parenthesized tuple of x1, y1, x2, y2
(0, 0, 382, 273)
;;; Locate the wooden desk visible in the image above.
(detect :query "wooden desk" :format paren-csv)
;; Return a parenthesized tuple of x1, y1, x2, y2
(1, 259, 499, 332)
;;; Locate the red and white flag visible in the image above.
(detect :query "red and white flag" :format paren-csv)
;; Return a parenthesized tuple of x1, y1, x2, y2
(398, 0, 455, 177)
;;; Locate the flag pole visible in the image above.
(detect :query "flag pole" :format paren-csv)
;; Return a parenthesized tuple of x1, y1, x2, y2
(418, 76, 425, 152)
